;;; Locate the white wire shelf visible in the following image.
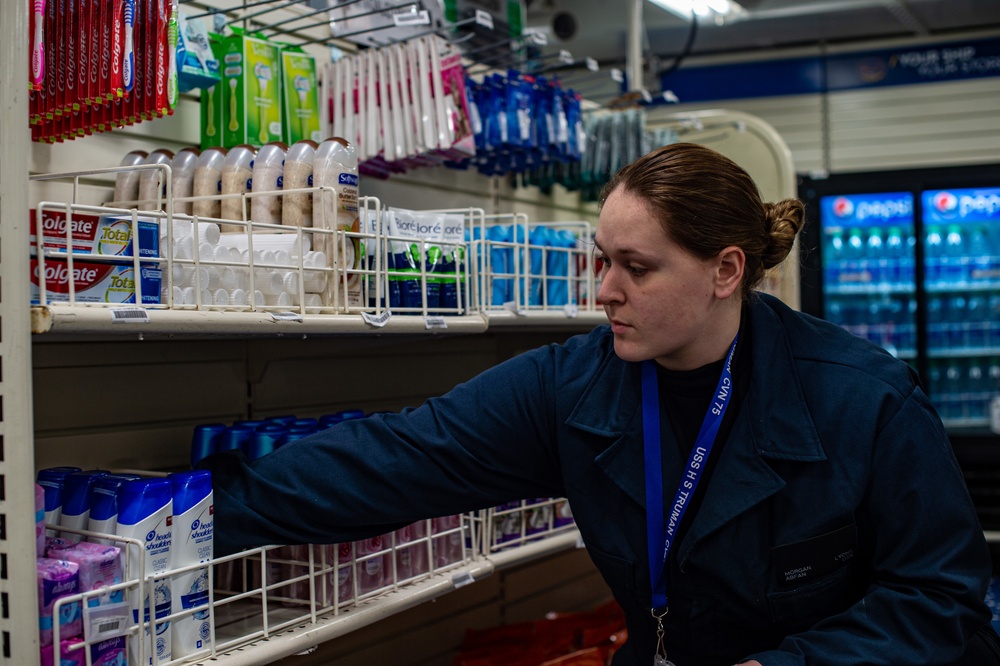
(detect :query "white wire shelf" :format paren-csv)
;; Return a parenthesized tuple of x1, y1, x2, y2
(40, 503, 581, 666)
(28, 167, 606, 338)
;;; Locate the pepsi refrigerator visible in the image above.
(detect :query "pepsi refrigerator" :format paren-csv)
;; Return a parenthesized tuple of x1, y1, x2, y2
(799, 164, 1000, 531)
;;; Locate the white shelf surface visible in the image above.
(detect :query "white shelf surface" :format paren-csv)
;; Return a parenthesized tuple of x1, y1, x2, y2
(483, 309, 607, 329)
(30, 306, 610, 337)
(30, 306, 491, 337)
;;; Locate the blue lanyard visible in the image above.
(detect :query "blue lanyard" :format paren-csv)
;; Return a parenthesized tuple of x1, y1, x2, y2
(642, 335, 738, 613)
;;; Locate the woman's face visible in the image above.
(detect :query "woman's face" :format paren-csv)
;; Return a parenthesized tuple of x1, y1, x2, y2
(594, 187, 741, 370)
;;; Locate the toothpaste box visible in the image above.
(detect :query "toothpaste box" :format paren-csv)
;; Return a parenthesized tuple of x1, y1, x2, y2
(30, 209, 161, 259)
(30, 259, 163, 305)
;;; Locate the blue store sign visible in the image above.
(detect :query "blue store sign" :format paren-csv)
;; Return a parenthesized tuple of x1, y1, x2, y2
(660, 36, 1000, 103)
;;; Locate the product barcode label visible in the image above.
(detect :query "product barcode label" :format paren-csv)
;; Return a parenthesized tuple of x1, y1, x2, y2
(111, 307, 150, 323)
(85, 601, 130, 641)
(362, 310, 392, 328)
(98, 619, 122, 633)
(424, 316, 448, 330)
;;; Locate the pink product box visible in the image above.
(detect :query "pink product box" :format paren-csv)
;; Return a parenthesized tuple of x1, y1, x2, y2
(40, 636, 127, 666)
(46, 539, 123, 607)
(29, 209, 160, 259)
(37, 557, 83, 647)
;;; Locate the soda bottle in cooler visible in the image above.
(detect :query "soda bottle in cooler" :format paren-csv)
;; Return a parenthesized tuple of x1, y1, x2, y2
(968, 225, 992, 285)
(866, 227, 885, 287)
(927, 360, 944, 409)
(865, 298, 884, 347)
(845, 227, 867, 286)
(943, 360, 966, 422)
(968, 358, 988, 421)
(925, 226, 944, 288)
(884, 226, 905, 287)
(944, 225, 967, 286)
(967, 295, 989, 349)
(927, 297, 946, 352)
(947, 295, 968, 350)
(825, 230, 844, 287)
(882, 297, 904, 354)
(825, 297, 843, 327)
(989, 294, 1000, 347)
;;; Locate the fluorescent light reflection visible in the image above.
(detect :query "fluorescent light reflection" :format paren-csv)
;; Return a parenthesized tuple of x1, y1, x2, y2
(647, 0, 744, 19)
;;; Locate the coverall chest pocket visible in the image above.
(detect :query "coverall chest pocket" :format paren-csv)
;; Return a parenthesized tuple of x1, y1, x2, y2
(767, 524, 858, 625)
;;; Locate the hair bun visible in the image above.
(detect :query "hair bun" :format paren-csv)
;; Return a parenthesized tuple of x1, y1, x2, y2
(762, 199, 805, 269)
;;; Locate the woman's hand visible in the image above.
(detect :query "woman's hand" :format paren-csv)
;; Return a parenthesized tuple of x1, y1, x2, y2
(736, 661, 763, 666)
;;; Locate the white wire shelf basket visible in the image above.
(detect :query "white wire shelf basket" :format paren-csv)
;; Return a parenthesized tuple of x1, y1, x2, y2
(28, 165, 608, 335)
(40, 513, 485, 666)
(471, 498, 579, 558)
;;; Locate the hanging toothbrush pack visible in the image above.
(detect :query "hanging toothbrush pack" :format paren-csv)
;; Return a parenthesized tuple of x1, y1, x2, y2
(220, 29, 283, 149)
(176, 8, 220, 93)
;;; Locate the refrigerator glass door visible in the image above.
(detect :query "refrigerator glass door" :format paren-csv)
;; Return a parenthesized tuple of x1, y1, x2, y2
(922, 187, 1000, 434)
(819, 192, 917, 360)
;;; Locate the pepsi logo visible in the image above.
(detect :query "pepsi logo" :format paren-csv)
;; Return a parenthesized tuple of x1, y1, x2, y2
(934, 191, 958, 214)
(832, 197, 854, 218)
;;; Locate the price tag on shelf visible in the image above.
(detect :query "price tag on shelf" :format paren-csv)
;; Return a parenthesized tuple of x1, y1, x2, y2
(525, 29, 547, 46)
(362, 310, 392, 328)
(84, 601, 130, 641)
(586, 57, 599, 72)
(559, 50, 574, 64)
(394, 10, 430, 26)
(474, 9, 493, 29)
(110, 307, 150, 323)
(502, 301, 526, 316)
(452, 571, 476, 589)
(269, 311, 303, 322)
(424, 316, 448, 330)
(564, 304, 579, 318)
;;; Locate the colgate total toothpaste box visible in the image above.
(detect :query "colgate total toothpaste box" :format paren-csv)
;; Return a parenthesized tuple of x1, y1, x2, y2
(30, 259, 162, 305)
(30, 208, 160, 258)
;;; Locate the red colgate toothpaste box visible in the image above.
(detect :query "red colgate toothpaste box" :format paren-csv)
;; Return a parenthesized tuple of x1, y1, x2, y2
(30, 259, 162, 305)
(30, 208, 160, 258)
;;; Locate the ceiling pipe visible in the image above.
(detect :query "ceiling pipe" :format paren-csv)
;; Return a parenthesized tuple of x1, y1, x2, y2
(628, 0, 644, 91)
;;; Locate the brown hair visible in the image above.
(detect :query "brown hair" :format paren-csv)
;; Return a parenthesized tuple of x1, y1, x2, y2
(599, 142, 804, 297)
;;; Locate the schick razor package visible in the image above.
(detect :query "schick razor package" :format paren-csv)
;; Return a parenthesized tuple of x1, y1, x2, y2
(221, 30, 282, 148)
(281, 47, 320, 144)
(200, 34, 225, 149)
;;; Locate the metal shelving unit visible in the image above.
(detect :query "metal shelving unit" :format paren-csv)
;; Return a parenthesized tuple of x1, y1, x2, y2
(1, 0, 41, 663)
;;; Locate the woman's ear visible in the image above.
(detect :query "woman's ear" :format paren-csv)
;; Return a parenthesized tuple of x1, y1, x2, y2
(714, 246, 745, 299)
